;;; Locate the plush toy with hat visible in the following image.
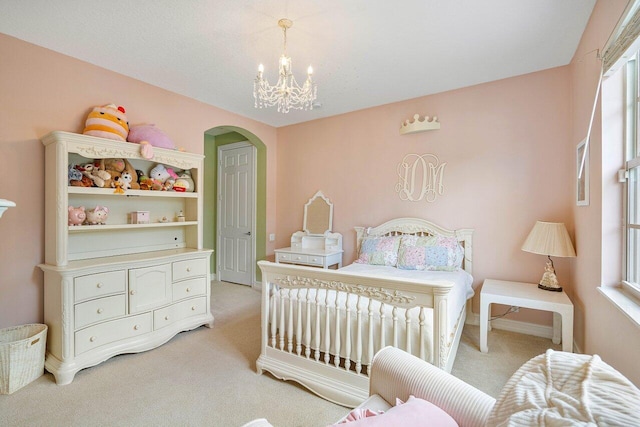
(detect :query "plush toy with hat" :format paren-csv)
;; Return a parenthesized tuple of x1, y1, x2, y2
(83, 104, 129, 141)
(127, 124, 176, 159)
(173, 170, 195, 192)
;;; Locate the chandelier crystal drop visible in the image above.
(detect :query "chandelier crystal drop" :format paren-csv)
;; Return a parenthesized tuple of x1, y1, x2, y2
(253, 18, 317, 113)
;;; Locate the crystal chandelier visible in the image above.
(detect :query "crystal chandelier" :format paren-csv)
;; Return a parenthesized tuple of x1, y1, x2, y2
(253, 18, 317, 113)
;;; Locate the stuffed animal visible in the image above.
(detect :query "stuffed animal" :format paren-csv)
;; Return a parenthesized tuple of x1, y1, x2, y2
(68, 206, 86, 226)
(99, 158, 140, 189)
(173, 170, 195, 192)
(81, 163, 110, 188)
(127, 124, 176, 159)
(119, 171, 133, 191)
(85, 206, 109, 225)
(149, 163, 177, 190)
(83, 104, 129, 141)
(68, 165, 87, 187)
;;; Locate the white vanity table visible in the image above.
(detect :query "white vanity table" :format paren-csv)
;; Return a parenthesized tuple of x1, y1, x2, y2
(274, 191, 343, 269)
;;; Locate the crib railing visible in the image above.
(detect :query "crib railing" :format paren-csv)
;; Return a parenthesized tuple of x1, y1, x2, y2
(256, 260, 454, 407)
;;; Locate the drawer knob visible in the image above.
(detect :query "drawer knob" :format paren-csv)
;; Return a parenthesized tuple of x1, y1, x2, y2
(97, 308, 103, 314)
(186, 287, 191, 292)
(165, 316, 169, 320)
(191, 306, 196, 311)
(186, 267, 191, 272)
(90, 336, 97, 342)
(133, 325, 139, 330)
(97, 283, 103, 288)
(130, 290, 137, 295)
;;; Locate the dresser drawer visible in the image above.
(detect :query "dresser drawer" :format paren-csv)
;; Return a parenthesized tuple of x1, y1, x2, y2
(173, 277, 207, 302)
(75, 313, 152, 356)
(276, 252, 292, 262)
(74, 294, 126, 330)
(74, 270, 126, 302)
(307, 256, 323, 266)
(153, 296, 208, 330)
(172, 258, 207, 282)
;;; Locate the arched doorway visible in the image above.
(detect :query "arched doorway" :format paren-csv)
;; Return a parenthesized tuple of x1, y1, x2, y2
(203, 126, 267, 285)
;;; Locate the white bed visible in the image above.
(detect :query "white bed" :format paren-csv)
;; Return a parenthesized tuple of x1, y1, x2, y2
(257, 217, 474, 407)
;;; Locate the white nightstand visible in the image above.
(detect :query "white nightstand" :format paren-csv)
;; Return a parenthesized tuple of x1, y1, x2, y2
(479, 279, 574, 353)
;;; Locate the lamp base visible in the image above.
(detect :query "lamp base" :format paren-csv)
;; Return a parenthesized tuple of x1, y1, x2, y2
(538, 283, 563, 292)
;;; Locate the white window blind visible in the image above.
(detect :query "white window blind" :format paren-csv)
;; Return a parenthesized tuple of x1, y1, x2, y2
(603, 1, 640, 76)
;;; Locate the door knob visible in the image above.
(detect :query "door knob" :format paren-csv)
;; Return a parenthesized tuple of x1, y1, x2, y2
(245, 231, 252, 236)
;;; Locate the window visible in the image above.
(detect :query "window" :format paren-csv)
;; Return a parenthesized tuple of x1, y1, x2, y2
(624, 53, 640, 301)
(598, 1, 640, 324)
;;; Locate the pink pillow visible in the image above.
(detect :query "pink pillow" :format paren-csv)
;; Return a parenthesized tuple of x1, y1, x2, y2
(333, 396, 458, 427)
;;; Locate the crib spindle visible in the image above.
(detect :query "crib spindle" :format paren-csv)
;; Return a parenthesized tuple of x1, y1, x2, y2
(296, 289, 303, 356)
(333, 291, 341, 368)
(405, 308, 412, 354)
(355, 295, 363, 375)
(392, 306, 398, 348)
(314, 290, 321, 362)
(324, 291, 331, 364)
(344, 294, 352, 372)
(379, 303, 386, 350)
(279, 288, 286, 351)
(270, 287, 278, 349)
(367, 299, 374, 365)
(305, 289, 312, 359)
(419, 307, 426, 360)
(287, 289, 294, 353)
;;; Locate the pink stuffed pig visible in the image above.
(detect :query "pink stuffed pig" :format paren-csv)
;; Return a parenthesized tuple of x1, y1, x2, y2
(85, 206, 109, 225)
(68, 206, 86, 226)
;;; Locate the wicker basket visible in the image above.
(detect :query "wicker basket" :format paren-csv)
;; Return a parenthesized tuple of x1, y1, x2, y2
(0, 324, 47, 394)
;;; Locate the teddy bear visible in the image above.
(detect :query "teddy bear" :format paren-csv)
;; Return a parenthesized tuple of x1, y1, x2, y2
(99, 158, 140, 189)
(127, 124, 176, 159)
(81, 163, 111, 188)
(83, 104, 129, 141)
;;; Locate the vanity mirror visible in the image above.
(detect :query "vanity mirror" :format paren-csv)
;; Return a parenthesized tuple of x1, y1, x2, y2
(274, 191, 343, 269)
(303, 191, 333, 235)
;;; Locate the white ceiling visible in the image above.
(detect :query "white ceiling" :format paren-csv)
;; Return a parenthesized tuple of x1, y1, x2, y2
(0, 1, 596, 128)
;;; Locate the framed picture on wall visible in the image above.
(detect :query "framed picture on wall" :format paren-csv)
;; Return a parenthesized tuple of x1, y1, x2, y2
(577, 138, 589, 206)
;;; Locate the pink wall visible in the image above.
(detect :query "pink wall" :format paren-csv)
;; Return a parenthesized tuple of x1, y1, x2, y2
(569, 0, 640, 386)
(0, 34, 278, 328)
(277, 67, 573, 321)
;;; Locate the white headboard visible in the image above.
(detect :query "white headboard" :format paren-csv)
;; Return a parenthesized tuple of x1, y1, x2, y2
(354, 217, 474, 275)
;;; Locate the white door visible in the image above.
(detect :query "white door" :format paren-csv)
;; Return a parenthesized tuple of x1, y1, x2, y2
(217, 142, 256, 286)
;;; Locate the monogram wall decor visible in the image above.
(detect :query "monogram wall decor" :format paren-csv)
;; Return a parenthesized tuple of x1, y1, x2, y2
(395, 153, 446, 203)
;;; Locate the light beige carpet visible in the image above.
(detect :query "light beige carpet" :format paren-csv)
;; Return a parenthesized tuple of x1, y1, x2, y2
(0, 281, 559, 426)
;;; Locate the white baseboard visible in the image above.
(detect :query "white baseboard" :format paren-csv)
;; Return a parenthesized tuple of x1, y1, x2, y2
(466, 312, 554, 339)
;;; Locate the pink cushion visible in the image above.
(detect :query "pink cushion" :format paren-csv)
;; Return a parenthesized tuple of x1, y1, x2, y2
(333, 396, 458, 427)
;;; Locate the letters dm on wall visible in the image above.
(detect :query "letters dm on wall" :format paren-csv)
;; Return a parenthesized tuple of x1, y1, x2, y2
(396, 114, 446, 203)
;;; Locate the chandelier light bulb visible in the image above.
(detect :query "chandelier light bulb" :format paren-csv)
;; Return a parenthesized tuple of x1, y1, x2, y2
(253, 18, 318, 113)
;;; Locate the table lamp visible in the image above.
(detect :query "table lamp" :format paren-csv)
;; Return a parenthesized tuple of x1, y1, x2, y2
(521, 221, 576, 292)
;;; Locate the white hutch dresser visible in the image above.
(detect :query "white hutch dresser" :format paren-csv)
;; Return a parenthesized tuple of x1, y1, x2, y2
(39, 131, 213, 385)
(274, 191, 343, 269)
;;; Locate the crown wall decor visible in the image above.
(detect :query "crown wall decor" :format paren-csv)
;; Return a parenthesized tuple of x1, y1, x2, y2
(400, 114, 441, 135)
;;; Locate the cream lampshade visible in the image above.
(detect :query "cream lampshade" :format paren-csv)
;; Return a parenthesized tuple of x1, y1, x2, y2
(521, 221, 576, 292)
(0, 199, 15, 218)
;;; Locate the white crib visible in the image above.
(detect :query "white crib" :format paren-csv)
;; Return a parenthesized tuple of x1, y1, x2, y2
(256, 218, 474, 407)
